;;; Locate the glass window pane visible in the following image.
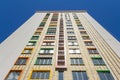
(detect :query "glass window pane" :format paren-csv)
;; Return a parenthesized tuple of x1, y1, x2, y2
(31, 71, 50, 79)
(98, 71, 114, 80)
(58, 71, 64, 80)
(72, 71, 88, 80)
(6, 71, 21, 80)
(35, 58, 52, 65)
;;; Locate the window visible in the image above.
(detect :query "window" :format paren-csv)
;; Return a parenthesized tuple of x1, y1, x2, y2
(71, 58, 83, 65)
(50, 22, 57, 25)
(78, 27, 84, 30)
(5, 70, 21, 80)
(35, 57, 52, 65)
(84, 41, 94, 46)
(31, 36, 39, 40)
(82, 36, 90, 40)
(58, 71, 64, 80)
(72, 71, 88, 80)
(88, 49, 99, 54)
(80, 31, 87, 35)
(48, 28, 56, 31)
(98, 71, 114, 80)
(39, 22, 46, 26)
(66, 28, 73, 30)
(66, 24, 72, 27)
(44, 36, 55, 40)
(68, 42, 78, 46)
(23, 48, 33, 54)
(69, 48, 80, 54)
(42, 42, 55, 46)
(46, 28, 56, 35)
(92, 58, 105, 65)
(27, 41, 36, 46)
(15, 57, 28, 65)
(68, 36, 77, 40)
(37, 28, 43, 31)
(39, 48, 54, 54)
(67, 31, 74, 34)
(31, 71, 50, 79)
(78, 25, 83, 28)
(66, 21, 72, 25)
(46, 32, 56, 35)
(34, 32, 41, 35)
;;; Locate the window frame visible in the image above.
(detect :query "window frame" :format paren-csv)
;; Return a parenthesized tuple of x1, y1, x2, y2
(5, 70, 22, 80)
(15, 57, 29, 65)
(72, 71, 88, 80)
(34, 32, 41, 35)
(39, 48, 54, 54)
(84, 41, 94, 46)
(58, 71, 64, 80)
(29, 70, 52, 80)
(92, 57, 105, 66)
(27, 41, 36, 46)
(35, 57, 52, 65)
(97, 70, 114, 80)
(69, 48, 80, 54)
(88, 48, 99, 54)
(31, 36, 39, 40)
(22, 48, 33, 54)
(71, 58, 84, 65)
(68, 41, 78, 46)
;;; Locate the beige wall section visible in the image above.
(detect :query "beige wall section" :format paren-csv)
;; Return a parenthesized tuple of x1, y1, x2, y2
(77, 12, 120, 80)
(0, 13, 46, 80)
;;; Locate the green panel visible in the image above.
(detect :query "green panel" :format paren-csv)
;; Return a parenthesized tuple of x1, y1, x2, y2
(91, 57, 102, 59)
(97, 70, 110, 72)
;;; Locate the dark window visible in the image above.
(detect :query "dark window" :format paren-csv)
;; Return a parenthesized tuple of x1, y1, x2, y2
(39, 22, 46, 26)
(92, 58, 105, 65)
(67, 31, 74, 34)
(15, 58, 27, 65)
(71, 58, 83, 65)
(82, 36, 90, 40)
(31, 71, 50, 79)
(98, 71, 114, 80)
(58, 71, 64, 80)
(35, 57, 52, 65)
(34, 32, 41, 35)
(72, 71, 88, 80)
(85, 41, 94, 46)
(88, 49, 99, 54)
(44, 36, 55, 40)
(31, 36, 39, 40)
(5, 71, 21, 80)
(39, 48, 54, 54)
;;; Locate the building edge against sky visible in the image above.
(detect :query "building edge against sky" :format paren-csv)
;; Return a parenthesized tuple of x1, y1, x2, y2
(0, 10, 120, 80)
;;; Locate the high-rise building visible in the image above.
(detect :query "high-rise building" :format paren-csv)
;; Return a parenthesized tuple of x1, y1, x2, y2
(0, 10, 120, 80)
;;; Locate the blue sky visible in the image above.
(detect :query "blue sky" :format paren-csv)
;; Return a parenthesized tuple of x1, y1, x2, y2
(0, 0, 120, 43)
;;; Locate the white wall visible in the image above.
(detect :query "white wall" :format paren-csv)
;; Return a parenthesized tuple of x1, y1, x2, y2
(82, 12, 120, 57)
(0, 12, 46, 80)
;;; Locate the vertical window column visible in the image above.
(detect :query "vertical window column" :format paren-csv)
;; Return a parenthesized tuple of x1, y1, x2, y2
(56, 14, 66, 69)
(58, 71, 64, 80)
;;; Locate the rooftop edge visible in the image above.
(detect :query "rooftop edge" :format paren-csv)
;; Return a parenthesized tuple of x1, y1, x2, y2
(36, 10, 87, 13)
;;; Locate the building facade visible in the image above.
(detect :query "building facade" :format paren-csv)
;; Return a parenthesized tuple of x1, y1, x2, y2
(0, 11, 120, 80)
